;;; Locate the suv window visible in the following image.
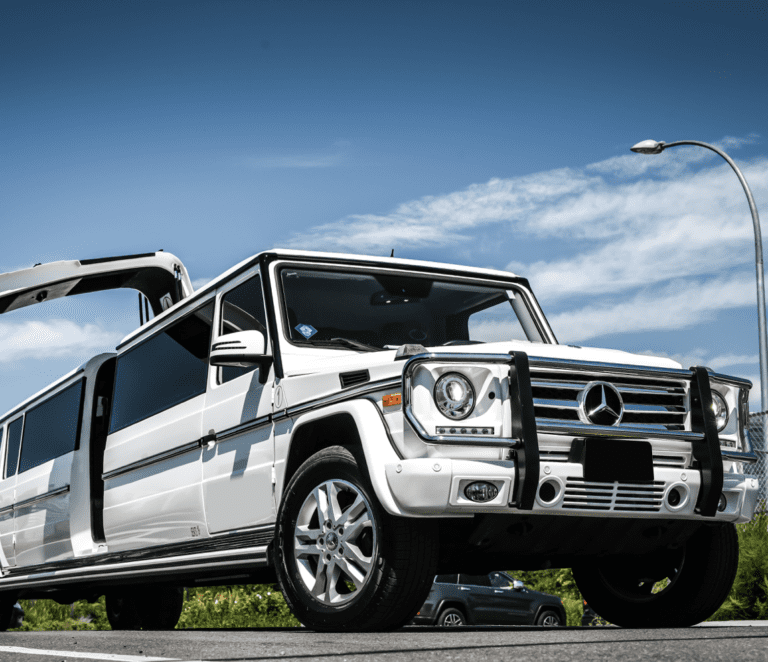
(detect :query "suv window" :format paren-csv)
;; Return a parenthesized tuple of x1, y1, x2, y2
(280, 268, 539, 349)
(489, 572, 512, 588)
(110, 302, 214, 433)
(460, 574, 492, 587)
(435, 574, 458, 584)
(19, 380, 84, 473)
(219, 275, 268, 384)
(5, 417, 23, 478)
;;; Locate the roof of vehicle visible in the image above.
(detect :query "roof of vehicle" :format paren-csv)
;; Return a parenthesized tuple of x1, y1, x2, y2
(0, 251, 193, 316)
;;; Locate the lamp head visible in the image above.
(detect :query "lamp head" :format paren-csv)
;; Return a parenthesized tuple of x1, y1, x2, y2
(631, 140, 666, 155)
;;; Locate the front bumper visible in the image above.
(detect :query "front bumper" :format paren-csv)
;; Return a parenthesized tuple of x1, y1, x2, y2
(395, 352, 759, 522)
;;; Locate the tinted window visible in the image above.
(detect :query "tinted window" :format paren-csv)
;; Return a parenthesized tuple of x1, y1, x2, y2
(459, 574, 492, 587)
(110, 302, 214, 433)
(5, 418, 22, 478)
(435, 575, 458, 584)
(19, 380, 84, 473)
(220, 275, 267, 384)
(489, 572, 512, 588)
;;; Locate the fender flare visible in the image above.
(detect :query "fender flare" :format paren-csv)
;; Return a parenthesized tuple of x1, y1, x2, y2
(286, 399, 407, 516)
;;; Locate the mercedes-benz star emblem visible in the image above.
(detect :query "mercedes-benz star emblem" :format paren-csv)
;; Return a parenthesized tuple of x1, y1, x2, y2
(577, 381, 624, 426)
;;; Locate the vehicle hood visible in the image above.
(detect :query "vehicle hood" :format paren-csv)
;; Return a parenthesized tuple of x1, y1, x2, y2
(281, 339, 683, 380)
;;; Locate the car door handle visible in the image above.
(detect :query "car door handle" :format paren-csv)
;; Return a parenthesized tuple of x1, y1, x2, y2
(459, 587, 470, 591)
(494, 590, 504, 593)
(201, 433, 218, 449)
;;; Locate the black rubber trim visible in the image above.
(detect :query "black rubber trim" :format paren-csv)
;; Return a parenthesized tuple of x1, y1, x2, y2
(79, 253, 157, 265)
(689, 366, 724, 517)
(260, 253, 284, 380)
(102, 439, 202, 481)
(509, 351, 540, 510)
(13, 485, 70, 511)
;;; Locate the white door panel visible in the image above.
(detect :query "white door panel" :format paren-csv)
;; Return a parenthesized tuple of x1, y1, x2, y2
(103, 448, 205, 551)
(13, 453, 74, 567)
(0, 478, 15, 567)
(202, 370, 274, 533)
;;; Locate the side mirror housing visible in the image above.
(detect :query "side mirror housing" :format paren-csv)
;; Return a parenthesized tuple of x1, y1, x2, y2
(513, 580, 524, 591)
(210, 330, 270, 368)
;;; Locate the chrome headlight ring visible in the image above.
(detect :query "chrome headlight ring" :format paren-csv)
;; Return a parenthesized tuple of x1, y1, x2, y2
(433, 372, 476, 420)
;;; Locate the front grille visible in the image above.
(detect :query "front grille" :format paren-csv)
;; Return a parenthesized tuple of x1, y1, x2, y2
(531, 368, 688, 431)
(562, 477, 665, 512)
(539, 449, 689, 469)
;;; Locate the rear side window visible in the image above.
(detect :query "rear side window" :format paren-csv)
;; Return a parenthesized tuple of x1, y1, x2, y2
(435, 575, 458, 584)
(5, 418, 22, 478)
(110, 302, 214, 433)
(19, 380, 84, 473)
(219, 275, 268, 384)
(459, 574, 492, 587)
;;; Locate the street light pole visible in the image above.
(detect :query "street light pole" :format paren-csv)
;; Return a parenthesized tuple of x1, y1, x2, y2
(631, 139, 768, 417)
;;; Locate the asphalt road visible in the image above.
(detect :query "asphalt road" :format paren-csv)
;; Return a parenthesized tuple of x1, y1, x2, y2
(1, 625, 768, 662)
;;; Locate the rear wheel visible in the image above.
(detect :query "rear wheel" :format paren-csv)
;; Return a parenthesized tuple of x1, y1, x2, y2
(0, 595, 18, 631)
(106, 586, 183, 630)
(437, 607, 465, 626)
(535, 609, 562, 626)
(574, 523, 738, 628)
(275, 446, 438, 631)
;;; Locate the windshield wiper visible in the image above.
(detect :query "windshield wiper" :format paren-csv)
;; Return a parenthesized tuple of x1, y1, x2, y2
(303, 337, 382, 352)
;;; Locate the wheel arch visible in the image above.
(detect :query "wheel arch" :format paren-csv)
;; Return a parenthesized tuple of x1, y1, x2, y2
(278, 399, 405, 516)
(435, 600, 469, 625)
(534, 602, 566, 626)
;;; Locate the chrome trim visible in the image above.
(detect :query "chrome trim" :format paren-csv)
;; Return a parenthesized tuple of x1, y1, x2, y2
(709, 372, 753, 389)
(403, 353, 521, 447)
(102, 439, 201, 481)
(537, 418, 705, 442)
(533, 398, 579, 410)
(528, 356, 693, 381)
(285, 377, 400, 418)
(531, 379, 684, 395)
(13, 485, 70, 510)
(216, 415, 272, 442)
(0, 505, 14, 516)
(721, 449, 758, 464)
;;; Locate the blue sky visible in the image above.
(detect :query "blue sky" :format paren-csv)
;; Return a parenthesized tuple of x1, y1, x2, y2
(1, 0, 767, 414)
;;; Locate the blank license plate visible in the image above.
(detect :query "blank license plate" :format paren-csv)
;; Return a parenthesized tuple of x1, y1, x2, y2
(583, 439, 654, 483)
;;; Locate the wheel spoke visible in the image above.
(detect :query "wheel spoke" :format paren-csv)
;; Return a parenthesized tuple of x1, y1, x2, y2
(343, 542, 373, 575)
(294, 541, 322, 559)
(336, 555, 366, 586)
(313, 486, 330, 523)
(327, 481, 344, 524)
(295, 524, 323, 543)
(337, 493, 366, 526)
(310, 558, 329, 599)
(341, 511, 370, 542)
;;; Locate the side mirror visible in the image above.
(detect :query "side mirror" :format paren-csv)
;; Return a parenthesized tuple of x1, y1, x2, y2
(513, 580, 524, 591)
(210, 330, 270, 368)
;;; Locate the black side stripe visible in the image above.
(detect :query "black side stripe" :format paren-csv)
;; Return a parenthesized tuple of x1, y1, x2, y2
(13, 485, 70, 511)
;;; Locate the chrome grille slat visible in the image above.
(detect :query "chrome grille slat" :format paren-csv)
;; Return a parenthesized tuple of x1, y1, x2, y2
(562, 478, 665, 512)
(531, 366, 689, 431)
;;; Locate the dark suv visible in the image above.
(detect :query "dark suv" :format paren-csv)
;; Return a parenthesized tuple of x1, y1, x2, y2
(412, 573, 566, 627)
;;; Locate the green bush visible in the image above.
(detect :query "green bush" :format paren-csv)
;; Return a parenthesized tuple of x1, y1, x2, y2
(176, 584, 300, 629)
(13, 596, 109, 631)
(709, 510, 768, 621)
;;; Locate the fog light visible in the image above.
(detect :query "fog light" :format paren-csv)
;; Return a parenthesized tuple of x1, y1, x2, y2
(718, 493, 727, 512)
(464, 482, 499, 503)
(539, 481, 557, 503)
(668, 487, 682, 507)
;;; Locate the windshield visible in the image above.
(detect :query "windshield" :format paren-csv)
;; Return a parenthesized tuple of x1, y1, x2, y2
(279, 267, 544, 350)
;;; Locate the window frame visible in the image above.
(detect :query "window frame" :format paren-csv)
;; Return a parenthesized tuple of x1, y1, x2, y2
(4, 416, 24, 479)
(17, 378, 85, 474)
(109, 297, 215, 434)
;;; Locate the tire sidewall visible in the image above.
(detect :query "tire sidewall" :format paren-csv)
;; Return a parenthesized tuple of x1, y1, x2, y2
(275, 446, 387, 629)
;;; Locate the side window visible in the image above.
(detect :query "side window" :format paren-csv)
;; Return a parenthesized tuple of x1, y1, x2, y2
(435, 574, 458, 584)
(219, 275, 268, 384)
(5, 418, 23, 478)
(459, 574, 492, 587)
(19, 380, 84, 474)
(110, 302, 214, 433)
(489, 572, 512, 588)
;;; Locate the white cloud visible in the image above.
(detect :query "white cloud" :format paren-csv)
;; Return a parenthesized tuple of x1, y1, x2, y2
(0, 320, 124, 363)
(244, 141, 351, 169)
(548, 275, 756, 343)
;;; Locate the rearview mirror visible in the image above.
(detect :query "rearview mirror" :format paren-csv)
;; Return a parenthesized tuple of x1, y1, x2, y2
(210, 330, 270, 368)
(513, 580, 524, 591)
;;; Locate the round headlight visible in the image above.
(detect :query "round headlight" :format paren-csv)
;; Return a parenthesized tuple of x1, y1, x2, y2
(434, 373, 475, 420)
(711, 391, 729, 432)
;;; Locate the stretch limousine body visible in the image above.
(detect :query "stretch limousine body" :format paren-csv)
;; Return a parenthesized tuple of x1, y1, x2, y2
(0, 249, 759, 631)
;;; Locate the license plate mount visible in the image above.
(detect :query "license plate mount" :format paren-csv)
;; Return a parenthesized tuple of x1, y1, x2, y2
(583, 438, 654, 483)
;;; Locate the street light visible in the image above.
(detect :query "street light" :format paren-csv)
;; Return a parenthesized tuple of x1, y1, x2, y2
(631, 139, 768, 418)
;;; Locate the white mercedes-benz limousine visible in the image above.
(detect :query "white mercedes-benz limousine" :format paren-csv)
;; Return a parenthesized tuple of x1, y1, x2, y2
(0, 249, 759, 631)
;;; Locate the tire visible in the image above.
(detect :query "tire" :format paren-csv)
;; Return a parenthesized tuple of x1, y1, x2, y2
(573, 523, 738, 628)
(106, 589, 143, 630)
(436, 607, 465, 626)
(535, 609, 562, 626)
(274, 445, 439, 631)
(106, 586, 183, 630)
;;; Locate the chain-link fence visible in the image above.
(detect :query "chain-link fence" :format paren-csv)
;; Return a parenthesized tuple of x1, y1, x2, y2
(746, 411, 768, 503)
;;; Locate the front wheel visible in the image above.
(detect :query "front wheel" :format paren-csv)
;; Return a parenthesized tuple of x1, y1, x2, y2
(574, 523, 738, 628)
(536, 609, 562, 626)
(274, 446, 438, 631)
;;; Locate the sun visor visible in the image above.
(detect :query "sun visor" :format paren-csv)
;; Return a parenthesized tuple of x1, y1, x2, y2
(0, 252, 193, 316)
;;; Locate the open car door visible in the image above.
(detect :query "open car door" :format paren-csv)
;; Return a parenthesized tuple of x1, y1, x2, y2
(0, 251, 193, 317)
